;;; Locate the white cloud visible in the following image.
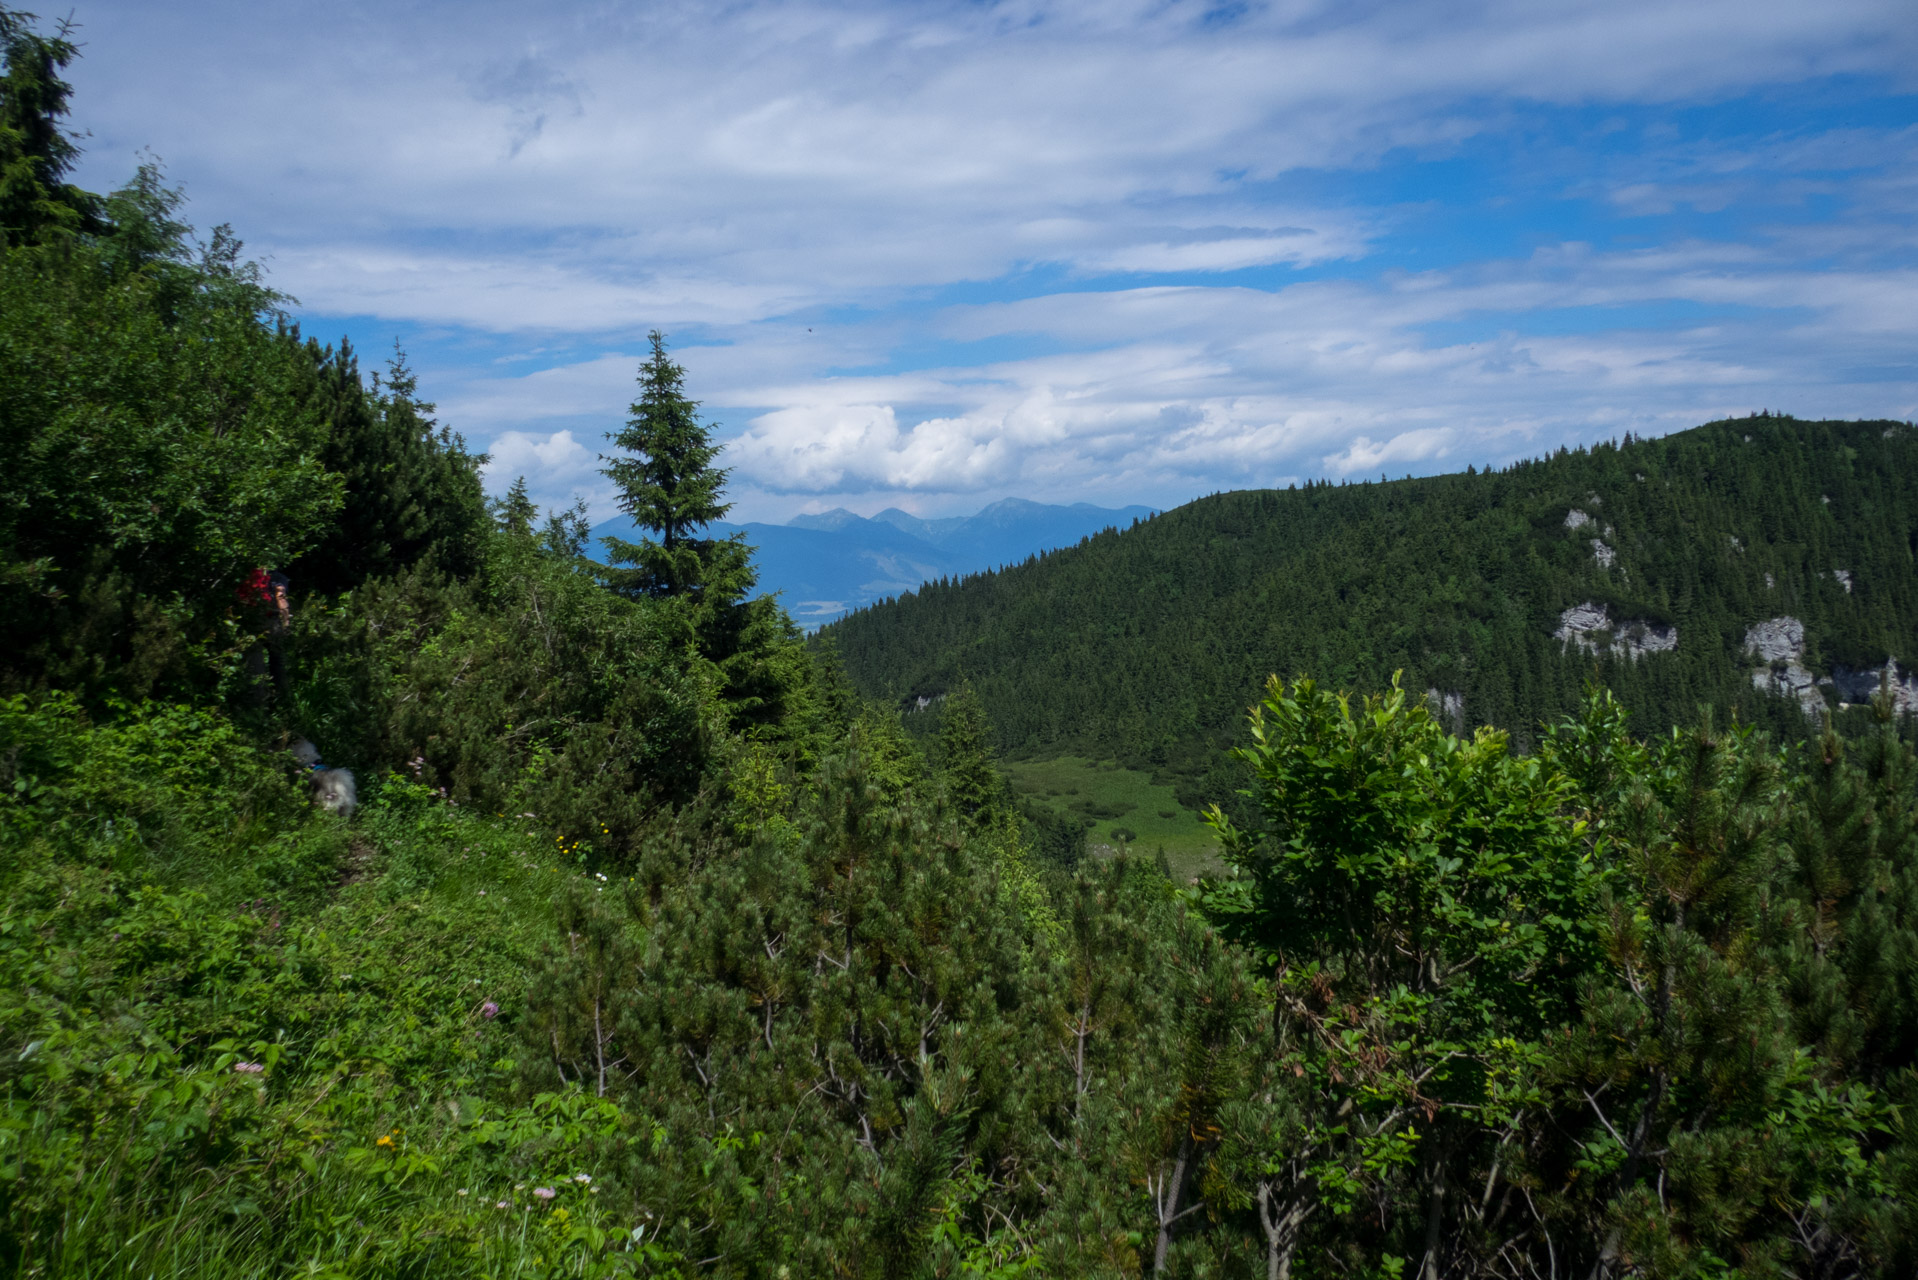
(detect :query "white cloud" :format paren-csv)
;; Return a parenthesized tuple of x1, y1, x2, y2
(65, 0, 1918, 333)
(728, 404, 1014, 491)
(1073, 224, 1363, 274)
(48, 0, 1918, 521)
(422, 211, 1918, 518)
(702, 234, 1918, 504)
(481, 429, 612, 515)
(439, 354, 640, 434)
(1324, 428, 1460, 475)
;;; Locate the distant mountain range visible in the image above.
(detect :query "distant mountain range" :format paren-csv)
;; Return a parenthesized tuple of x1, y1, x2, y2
(589, 498, 1157, 627)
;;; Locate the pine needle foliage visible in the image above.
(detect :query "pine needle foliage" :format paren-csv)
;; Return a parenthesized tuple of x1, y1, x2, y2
(599, 331, 754, 608)
(7, 17, 1918, 1276)
(0, 5, 103, 245)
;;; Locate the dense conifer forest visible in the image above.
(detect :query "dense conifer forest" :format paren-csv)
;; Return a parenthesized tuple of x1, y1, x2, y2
(826, 418, 1918, 814)
(5, 10, 1918, 1278)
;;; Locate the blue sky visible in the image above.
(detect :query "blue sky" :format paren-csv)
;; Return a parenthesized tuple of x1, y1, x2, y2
(63, 0, 1918, 522)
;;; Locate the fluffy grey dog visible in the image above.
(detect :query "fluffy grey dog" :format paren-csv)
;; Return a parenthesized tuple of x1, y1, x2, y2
(311, 767, 357, 818)
(291, 739, 356, 818)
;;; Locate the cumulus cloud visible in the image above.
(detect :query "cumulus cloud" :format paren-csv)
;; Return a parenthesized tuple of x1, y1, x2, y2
(481, 429, 612, 515)
(420, 203, 1917, 517)
(1324, 429, 1460, 475)
(65, 0, 1918, 331)
(52, 0, 1918, 519)
(708, 233, 1918, 504)
(729, 404, 1014, 491)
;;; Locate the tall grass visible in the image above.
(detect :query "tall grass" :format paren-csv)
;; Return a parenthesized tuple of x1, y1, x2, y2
(0, 698, 679, 1278)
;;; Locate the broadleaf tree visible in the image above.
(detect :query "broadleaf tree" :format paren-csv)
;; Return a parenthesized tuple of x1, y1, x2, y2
(1201, 675, 1603, 1279)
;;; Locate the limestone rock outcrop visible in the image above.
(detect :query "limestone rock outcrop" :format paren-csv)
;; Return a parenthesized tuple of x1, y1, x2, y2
(1741, 616, 1917, 717)
(1553, 602, 1677, 659)
(1744, 617, 1824, 715)
(1831, 663, 1918, 715)
(1744, 616, 1804, 664)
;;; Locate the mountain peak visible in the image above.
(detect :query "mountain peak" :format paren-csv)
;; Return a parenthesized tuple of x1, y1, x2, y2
(592, 496, 1160, 629)
(867, 508, 938, 541)
(787, 508, 865, 532)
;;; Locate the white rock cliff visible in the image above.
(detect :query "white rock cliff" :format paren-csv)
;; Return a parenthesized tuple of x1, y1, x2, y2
(1553, 602, 1677, 659)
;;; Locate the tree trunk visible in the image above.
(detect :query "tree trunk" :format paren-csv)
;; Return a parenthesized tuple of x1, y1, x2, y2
(1152, 1132, 1194, 1276)
(1418, 1139, 1447, 1280)
(1258, 1179, 1311, 1280)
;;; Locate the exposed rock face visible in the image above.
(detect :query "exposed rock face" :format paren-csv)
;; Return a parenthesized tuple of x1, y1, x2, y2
(1751, 665, 1823, 714)
(1590, 539, 1616, 569)
(1741, 617, 1916, 717)
(1831, 663, 1918, 715)
(1564, 509, 1594, 530)
(1619, 620, 1676, 656)
(1831, 569, 1853, 593)
(1555, 601, 1608, 641)
(1744, 616, 1804, 663)
(1744, 617, 1824, 715)
(1553, 602, 1677, 659)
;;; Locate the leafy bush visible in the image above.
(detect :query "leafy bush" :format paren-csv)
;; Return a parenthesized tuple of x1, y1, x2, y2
(286, 526, 719, 860)
(0, 212, 340, 702)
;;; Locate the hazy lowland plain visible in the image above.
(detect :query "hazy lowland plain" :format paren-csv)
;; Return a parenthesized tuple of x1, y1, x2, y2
(7, 11, 1918, 1279)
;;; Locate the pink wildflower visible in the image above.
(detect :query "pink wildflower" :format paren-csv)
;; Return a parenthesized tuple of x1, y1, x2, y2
(533, 1186, 556, 1200)
(481, 1000, 500, 1019)
(232, 1061, 264, 1074)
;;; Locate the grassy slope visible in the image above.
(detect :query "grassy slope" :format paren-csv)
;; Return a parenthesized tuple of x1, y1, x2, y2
(1, 700, 673, 1278)
(1002, 756, 1222, 879)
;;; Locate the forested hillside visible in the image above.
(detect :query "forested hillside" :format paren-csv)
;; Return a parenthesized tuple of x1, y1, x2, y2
(7, 10, 1918, 1278)
(827, 418, 1918, 807)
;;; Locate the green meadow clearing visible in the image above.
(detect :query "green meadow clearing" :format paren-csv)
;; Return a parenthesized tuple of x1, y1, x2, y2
(1002, 755, 1224, 880)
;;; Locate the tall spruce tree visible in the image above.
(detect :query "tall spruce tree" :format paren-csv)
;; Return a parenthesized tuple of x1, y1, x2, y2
(599, 331, 754, 606)
(0, 6, 104, 246)
(938, 683, 1001, 824)
(286, 340, 489, 595)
